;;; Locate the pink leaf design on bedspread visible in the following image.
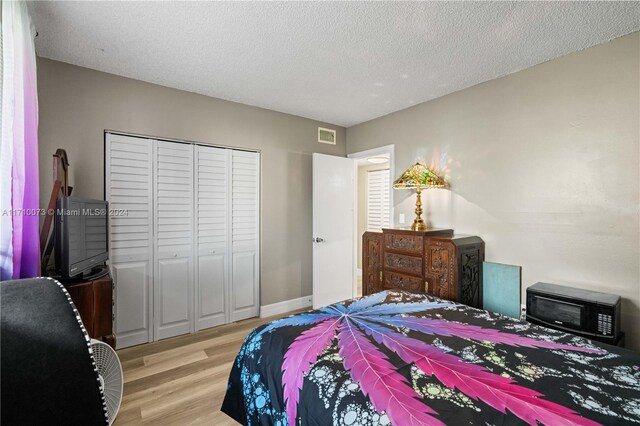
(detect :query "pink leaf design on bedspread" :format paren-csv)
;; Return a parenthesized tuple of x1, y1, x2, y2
(270, 292, 606, 426)
(356, 319, 601, 426)
(337, 319, 445, 426)
(373, 316, 605, 353)
(282, 318, 341, 425)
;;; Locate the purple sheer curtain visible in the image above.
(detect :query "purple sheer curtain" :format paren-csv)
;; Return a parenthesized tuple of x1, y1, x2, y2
(1, 1, 40, 279)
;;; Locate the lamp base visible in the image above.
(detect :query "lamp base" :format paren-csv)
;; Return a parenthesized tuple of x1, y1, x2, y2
(411, 188, 429, 231)
(411, 220, 428, 231)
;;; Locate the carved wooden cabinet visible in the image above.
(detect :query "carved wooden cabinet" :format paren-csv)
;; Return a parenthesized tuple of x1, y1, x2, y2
(362, 228, 484, 308)
(362, 232, 384, 295)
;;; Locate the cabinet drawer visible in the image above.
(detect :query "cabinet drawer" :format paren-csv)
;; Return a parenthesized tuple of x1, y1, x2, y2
(384, 233, 423, 254)
(384, 271, 424, 292)
(384, 252, 422, 276)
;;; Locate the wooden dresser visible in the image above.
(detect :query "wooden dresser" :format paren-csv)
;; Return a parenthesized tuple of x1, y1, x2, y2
(362, 228, 485, 308)
(62, 274, 116, 348)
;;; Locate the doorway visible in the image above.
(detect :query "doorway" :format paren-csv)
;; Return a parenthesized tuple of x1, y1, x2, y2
(347, 145, 394, 297)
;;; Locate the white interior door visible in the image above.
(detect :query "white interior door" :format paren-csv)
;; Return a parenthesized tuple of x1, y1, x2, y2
(229, 150, 260, 322)
(194, 145, 228, 330)
(154, 140, 194, 340)
(312, 153, 354, 308)
(106, 133, 154, 349)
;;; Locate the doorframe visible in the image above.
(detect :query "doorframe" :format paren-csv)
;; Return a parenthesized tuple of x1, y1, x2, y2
(347, 144, 395, 296)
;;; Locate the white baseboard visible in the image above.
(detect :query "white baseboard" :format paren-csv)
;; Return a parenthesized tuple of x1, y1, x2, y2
(260, 295, 312, 318)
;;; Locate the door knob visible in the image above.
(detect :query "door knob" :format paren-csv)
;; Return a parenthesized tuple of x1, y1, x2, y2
(313, 237, 325, 243)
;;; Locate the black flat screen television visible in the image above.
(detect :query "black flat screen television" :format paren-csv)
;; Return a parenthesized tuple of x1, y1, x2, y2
(55, 196, 109, 278)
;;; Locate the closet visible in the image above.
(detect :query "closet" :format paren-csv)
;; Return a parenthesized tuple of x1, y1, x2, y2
(105, 133, 259, 349)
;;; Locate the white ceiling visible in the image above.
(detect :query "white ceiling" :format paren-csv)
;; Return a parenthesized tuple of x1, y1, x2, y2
(28, 1, 639, 127)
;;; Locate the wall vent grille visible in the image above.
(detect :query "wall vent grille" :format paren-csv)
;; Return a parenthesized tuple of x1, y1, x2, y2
(318, 127, 336, 145)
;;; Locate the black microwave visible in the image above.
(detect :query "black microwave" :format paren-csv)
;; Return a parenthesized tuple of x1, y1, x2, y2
(526, 282, 621, 345)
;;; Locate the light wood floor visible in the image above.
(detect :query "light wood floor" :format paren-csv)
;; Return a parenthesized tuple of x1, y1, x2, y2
(114, 310, 303, 425)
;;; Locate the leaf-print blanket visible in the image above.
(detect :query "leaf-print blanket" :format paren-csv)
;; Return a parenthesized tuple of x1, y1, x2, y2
(222, 290, 640, 425)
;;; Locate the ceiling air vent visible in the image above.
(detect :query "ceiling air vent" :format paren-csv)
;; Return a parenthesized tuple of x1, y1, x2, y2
(318, 127, 336, 145)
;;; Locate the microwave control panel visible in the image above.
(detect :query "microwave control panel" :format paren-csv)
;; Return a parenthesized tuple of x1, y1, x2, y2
(597, 312, 613, 336)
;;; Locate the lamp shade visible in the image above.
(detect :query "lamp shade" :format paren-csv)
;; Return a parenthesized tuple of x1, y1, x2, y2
(392, 163, 445, 231)
(393, 163, 445, 190)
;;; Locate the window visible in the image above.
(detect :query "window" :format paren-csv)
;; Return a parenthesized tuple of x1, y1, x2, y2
(367, 169, 390, 230)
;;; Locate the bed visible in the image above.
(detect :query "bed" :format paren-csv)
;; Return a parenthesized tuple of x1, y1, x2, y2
(222, 290, 640, 425)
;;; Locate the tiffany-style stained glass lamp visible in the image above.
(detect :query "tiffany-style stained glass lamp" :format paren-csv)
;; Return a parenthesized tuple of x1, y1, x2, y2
(393, 163, 445, 231)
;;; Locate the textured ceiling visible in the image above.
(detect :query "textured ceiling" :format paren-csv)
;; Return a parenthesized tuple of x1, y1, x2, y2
(28, 1, 639, 127)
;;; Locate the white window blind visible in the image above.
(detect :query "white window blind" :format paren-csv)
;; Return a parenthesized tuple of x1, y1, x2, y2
(367, 169, 390, 230)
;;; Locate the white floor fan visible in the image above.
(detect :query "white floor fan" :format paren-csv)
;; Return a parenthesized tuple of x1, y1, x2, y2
(91, 339, 123, 425)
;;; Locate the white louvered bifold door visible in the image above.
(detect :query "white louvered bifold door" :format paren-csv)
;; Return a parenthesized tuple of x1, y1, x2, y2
(153, 141, 195, 340)
(108, 135, 260, 347)
(194, 145, 229, 331)
(106, 133, 154, 349)
(229, 150, 260, 322)
(367, 169, 391, 230)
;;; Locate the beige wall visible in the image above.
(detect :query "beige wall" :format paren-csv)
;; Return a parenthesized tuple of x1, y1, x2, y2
(38, 32, 640, 349)
(356, 163, 389, 269)
(348, 33, 640, 350)
(36, 58, 346, 306)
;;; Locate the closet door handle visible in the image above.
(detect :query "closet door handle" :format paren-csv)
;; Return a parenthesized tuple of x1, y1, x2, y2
(173, 253, 178, 258)
(210, 250, 216, 254)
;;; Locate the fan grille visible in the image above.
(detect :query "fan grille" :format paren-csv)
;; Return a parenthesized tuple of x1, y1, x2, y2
(91, 340, 123, 425)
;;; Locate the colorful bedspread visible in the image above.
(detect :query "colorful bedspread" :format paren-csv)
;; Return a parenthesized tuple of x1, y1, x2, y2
(222, 290, 640, 425)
